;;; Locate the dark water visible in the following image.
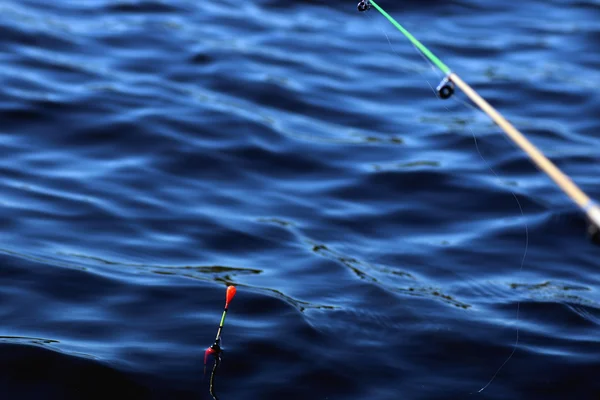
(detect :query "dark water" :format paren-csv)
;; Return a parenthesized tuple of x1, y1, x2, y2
(1, 0, 599, 398)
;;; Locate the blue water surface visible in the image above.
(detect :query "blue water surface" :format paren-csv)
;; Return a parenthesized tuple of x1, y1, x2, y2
(0, 0, 599, 398)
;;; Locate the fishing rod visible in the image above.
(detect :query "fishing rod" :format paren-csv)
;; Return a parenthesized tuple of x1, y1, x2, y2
(357, 0, 600, 232)
(204, 285, 237, 374)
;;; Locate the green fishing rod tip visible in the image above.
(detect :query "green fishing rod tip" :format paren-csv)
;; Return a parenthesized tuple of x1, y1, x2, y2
(364, 0, 451, 75)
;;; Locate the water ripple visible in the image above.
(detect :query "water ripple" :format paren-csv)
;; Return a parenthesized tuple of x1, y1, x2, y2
(0, 0, 598, 398)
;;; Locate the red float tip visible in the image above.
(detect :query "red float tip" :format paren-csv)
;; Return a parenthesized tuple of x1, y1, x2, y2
(225, 285, 236, 308)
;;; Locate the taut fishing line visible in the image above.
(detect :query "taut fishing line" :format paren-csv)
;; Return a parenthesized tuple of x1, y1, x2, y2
(353, 0, 600, 393)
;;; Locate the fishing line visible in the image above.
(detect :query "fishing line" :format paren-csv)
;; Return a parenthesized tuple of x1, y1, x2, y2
(357, 0, 600, 231)
(438, 86, 530, 392)
(443, 80, 529, 392)
(362, 11, 439, 85)
(354, 0, 595, 393)
(360, 9, 445, 100)
(467, 122, 529, 393)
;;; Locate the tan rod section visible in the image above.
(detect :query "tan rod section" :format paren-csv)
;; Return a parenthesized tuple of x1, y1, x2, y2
(449, 73, 600, 229)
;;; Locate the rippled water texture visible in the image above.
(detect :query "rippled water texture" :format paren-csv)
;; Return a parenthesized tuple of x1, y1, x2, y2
(0, 0, 599, 398)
